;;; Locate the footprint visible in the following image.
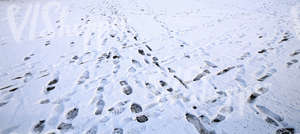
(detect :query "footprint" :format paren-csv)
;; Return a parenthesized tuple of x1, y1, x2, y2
(39, 99, 50, 104)
(119, 81, 133, 95)
(173, 75, 188, 89)
(276, 128, 294, 134)
(85, 126, 98, 134)
(185, 113, 214, 134)
(0, 102, 8, 107)
(216, 66, 235, 76)
(45, 77, 59, 93)
(78, 71, 90, 85)
(24, 72, 33, 83)
(166, 88, 173, 92)
(132, 59, 142, 68)
(128, 67, 136, 73)
(247, 92, 260, 103)
(193, 70, 210, 81)
(159, 80, 167, 87)
(258, 49, 267, 54)
(278, 32, 291, 43)
(287, 59, 298, 68)
(199, 115, 211, 125)
(257, 73, 272, 82)
(57, 122, 73, 131)
(167, 67, 176, 73)
(0, 85, 14, 91)
(70, 55, 79, 63)
(265, 117, 279, 127)
(108, 100, 129, 115)
(289, 49, 300, 57)
(256, 87, 269, 94)
(145, 45, 152, 51)
(113, 65, 120, 74)
(95, 99, 105, 115)
(256, 105, 283, 122)
(138, 49, 145, 55)
(9, 87, 19, 92)
(65, 107, 79, 120)
(211, 114, 226, 123)
(204, 60, 217, 68)
(112, 128, 124, 134)
(219, 106, 234, 114)
(123, 85, 133, 95)
(130, 103, 143, 113)
(136, 115, 148, 123)
(32, 120, 46, 134)
(48, 78, 59, 86)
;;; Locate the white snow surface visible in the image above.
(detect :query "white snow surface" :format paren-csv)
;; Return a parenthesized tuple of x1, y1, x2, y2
(0, 0, 300, 134)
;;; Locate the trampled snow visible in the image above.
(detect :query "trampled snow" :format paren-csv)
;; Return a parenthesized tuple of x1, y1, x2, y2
(0, 0, 300, 134)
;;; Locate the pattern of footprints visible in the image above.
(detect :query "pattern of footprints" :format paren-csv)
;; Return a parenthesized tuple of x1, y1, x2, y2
(0, 0, 300, 134)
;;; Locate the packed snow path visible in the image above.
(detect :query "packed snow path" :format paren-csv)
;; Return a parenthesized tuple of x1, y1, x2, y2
(0, 0, 300, 134)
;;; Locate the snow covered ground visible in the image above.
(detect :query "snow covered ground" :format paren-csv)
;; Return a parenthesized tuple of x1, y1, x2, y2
(0, 0, 300, 133)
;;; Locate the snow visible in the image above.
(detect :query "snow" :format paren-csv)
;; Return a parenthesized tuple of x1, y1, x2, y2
(0, 0, 300, 134)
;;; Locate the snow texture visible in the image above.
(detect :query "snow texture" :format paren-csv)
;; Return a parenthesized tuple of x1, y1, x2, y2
(0, 0, 300, 134)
